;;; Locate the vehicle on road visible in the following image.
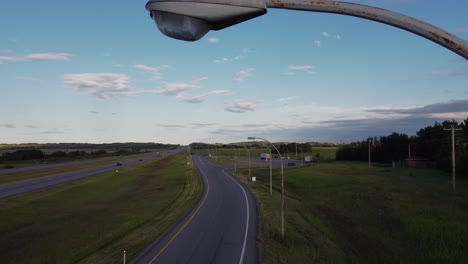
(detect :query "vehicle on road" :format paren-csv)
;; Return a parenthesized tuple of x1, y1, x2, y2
(260, 153, 271, 160)
(116, 162, 122, 166)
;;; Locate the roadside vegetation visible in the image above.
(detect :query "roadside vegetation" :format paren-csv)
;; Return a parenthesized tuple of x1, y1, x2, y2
(0, 152, 202, 264)
(235, 162, 468, 263)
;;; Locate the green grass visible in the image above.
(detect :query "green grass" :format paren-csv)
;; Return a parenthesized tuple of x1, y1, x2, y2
(0, 153, 202, 264)
(0, 154, 155, 185)
(234, 162, 468, 263)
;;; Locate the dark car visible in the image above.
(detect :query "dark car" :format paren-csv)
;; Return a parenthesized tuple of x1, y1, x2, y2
(287, 162, 296, 166)
(116, 162, 123, 166)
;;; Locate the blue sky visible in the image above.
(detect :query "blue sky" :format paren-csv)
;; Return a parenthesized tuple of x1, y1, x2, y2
(1, 0, 467, 145)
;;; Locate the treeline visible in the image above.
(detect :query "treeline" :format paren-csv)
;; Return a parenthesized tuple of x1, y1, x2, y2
(0, 143, 178, 162)
(336, 119, 468, 175)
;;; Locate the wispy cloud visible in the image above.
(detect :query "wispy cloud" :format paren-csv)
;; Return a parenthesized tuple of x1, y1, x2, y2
(63, 73, 146, 99)
(25, 125, 38, 129)
(235, 68, 255, 81)
(277, 96, 297, 102)
(7, 37, 17, 43)
(207, 37, 220, 43)
(158, 124, 185, 128)
(134, 64, 172, 80)
(288, 65, 316, 74)
(157, 77, 207, 96)
(176, 93, 206, 104)
(314, 40, 322, 48)
(41, 129, 64, 135)
(215, 57, 229, 64)
(191, 123, 217, 129)
(0, 52, 73, 64)
(215, 49, 251, 64)
(366, 100, 468, 117)
(207, 90, 234, 95)
(322, 32, 330, 37)
(90, 111, 99, 114)
(335, 34, 341, 40)
(225, 99, 261, 113)
(0, 124, 15, 128)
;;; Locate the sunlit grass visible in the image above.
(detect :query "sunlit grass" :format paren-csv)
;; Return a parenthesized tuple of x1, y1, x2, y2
(0, 153, 202, 264)
(235, 162, 468, 263)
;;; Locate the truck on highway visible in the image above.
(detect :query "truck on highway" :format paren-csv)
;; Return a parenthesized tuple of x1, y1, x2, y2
(260, 153, 271, 160)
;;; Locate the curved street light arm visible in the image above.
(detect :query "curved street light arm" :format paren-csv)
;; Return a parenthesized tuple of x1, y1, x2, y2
(265, 0, 468, 59)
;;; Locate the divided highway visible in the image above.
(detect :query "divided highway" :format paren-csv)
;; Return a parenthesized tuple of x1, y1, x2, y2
(0, 148, 182, 199)
(132, 155, 258, 264)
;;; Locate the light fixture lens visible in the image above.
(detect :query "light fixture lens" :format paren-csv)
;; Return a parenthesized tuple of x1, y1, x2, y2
(152, 10, 211, 41)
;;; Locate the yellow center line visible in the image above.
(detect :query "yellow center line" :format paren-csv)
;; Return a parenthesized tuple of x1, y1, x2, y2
(148, 158, 211, 264)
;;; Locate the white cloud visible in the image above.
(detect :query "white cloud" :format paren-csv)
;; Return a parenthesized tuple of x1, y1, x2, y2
(288, 65, 316, 74)
(0, 52, 73, 64)
(176, 93, 206, 104)
(24, 53, 72, 61)
(157, 77, 207, 96)
(40, 129, 64, 135)
(158, 82, 199, 95)
(207, 37, 220, 43)
(314, 40, 322, 48)
(63, 73, 144, 99)
(335, 34, 341, 40)
(215, 57, 229, 64)
(235, 68, 255, 81)
(207, 90, 233, 95)
(225, 99, 261, 113)
(277, 96, 297, 102)
(134, 64, 172, 80)
(90, 111, 99, 114)
(7, 37, 17, 42)
(322, 32, 330, 37)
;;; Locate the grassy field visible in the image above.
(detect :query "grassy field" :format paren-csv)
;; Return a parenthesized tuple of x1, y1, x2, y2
(0, 154, 157, 185)
(0, 153, 202, 264)
(234, 162, 468, 263)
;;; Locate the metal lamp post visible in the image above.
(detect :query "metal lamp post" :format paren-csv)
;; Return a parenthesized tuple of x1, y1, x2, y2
(145, 0, 468, 59)
(248, 136, 285, 238)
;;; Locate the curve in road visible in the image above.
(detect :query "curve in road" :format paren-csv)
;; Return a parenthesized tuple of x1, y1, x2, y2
(132, 155, 258, 264)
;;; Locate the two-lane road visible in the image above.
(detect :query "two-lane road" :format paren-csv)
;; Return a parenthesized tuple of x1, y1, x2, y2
(132, 155, 258, 264)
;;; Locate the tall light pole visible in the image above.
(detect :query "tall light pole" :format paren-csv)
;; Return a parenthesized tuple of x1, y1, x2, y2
(265, 144, 273, 196)
(248, 136, 285, 238)
(145, 0, 468, 60)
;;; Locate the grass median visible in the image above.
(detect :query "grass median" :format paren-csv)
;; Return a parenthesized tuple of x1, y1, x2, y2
(0, 153, 202, 264)
(0, 154, 154, 185)
(235, 162, 468, 263)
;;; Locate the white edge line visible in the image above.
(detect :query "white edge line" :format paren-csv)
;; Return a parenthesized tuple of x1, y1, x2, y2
(223, 170, 249, 264)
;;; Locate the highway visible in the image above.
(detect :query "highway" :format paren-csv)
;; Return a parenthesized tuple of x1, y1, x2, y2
(0, 148, 182, 199)
(132, 155, 258, 264)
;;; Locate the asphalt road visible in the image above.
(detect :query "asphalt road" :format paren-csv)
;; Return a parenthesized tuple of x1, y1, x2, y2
(0, 148, 183, 199)
(132, 155, 258, 264)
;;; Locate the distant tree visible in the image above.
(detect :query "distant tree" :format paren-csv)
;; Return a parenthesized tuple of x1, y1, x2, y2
(49, 151, 67, 158)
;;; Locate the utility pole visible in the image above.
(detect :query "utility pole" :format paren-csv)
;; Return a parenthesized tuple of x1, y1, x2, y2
(444, 125, 462, 192)
(295, 142, 298, 159)
(368, 137, 373, 168)
(408, 144, 411, 160)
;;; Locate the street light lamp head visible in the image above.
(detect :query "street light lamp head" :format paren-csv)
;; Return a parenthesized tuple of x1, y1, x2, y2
(146, 0, 267, 41)
(247, 137, 256, 140)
